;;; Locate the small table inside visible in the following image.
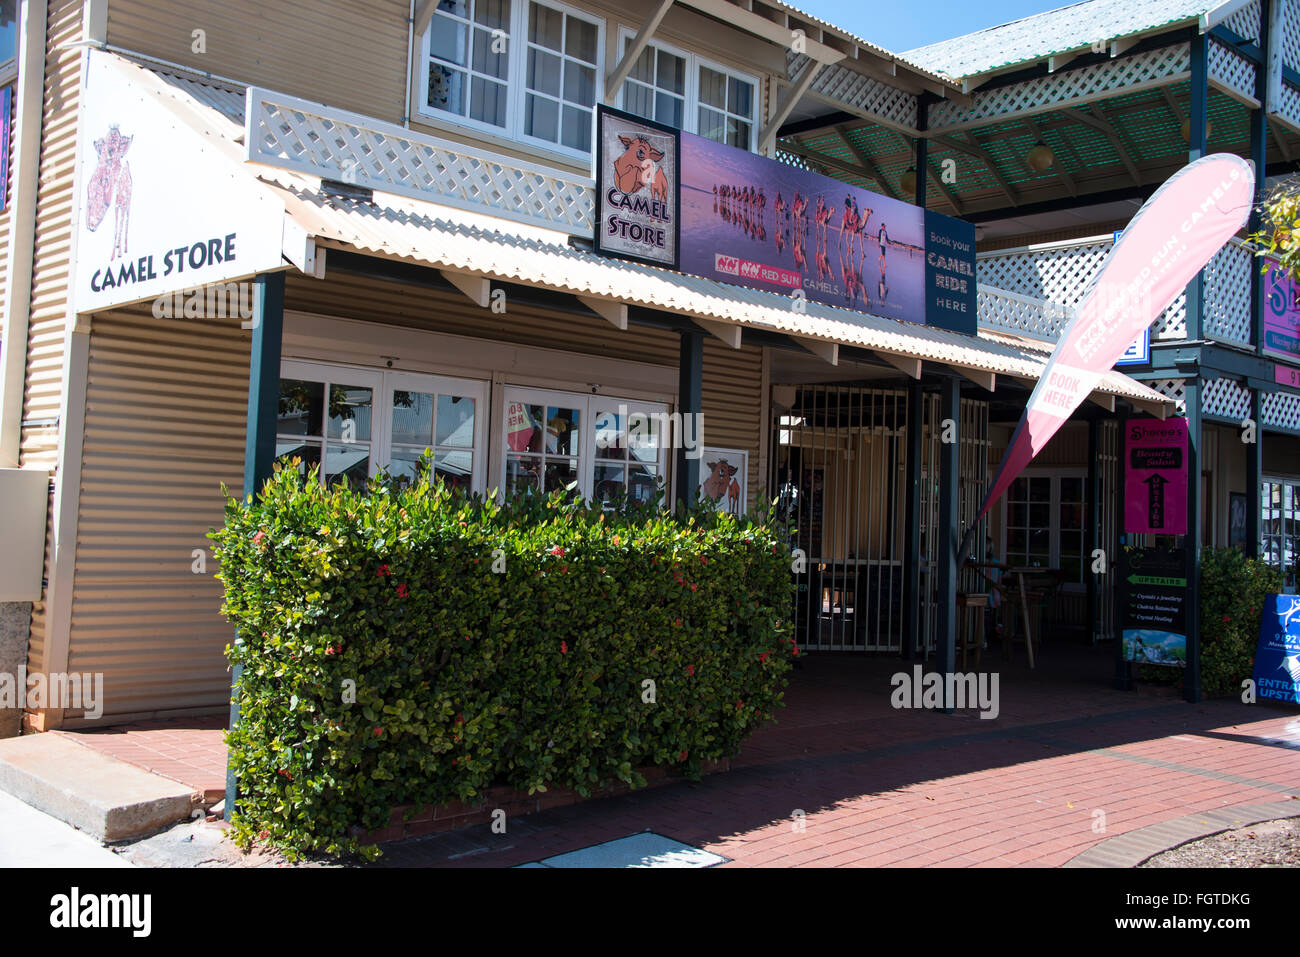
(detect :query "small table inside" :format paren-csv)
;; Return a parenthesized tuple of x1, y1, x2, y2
(966, 561, 1061, 668)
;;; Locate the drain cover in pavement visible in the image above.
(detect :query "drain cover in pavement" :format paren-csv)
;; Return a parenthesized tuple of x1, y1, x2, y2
(525, 833, 729, 868)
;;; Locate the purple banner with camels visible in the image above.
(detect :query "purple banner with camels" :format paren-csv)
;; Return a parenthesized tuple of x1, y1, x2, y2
(678, 130, 975, 334)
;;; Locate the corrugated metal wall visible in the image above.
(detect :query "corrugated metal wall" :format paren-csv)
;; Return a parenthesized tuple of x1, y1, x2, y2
(64, 303, 248, 720)
(62, 270, 766, 721)
(20, 0, 81, 474)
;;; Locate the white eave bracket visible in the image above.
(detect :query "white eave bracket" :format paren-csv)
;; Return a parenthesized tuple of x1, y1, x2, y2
(799, 338, 839, 365)
(876, 351, 921, 378)
(694, 317, 742, 348)
(579, 296, 628, 329)
(443, 270, 492, 308)
(951, 366, 995, 392)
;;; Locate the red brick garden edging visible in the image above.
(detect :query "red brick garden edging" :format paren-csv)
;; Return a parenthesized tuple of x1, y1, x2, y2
(356, 759, 731, 844)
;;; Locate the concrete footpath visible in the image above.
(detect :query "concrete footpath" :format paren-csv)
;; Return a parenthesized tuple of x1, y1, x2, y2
(0, 789, 133, 867)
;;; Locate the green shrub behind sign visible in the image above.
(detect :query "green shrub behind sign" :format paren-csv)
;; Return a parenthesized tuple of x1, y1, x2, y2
(210, 462, 796, 859)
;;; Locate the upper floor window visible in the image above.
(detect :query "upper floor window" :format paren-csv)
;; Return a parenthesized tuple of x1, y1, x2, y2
(421, 0, 602, 160)
(617, 32, 757, 151)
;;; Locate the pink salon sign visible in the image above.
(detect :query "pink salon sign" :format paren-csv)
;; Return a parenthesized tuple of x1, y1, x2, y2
(1124, 418, 1189, 535)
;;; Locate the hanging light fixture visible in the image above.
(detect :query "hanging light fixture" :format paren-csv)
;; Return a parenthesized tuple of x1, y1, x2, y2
(900, 166, 917, 195)
(1026, 140, 1056, 172)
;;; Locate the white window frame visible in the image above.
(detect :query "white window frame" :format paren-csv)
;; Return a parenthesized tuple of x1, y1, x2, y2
(417, 0, 605, 164)
(279, 359, 490, 496)
(614, 28, 759, 151)
(500, 384, 669, 502)
(999, 468, 1088, 592)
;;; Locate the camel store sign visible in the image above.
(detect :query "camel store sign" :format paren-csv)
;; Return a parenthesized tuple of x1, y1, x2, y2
(73, 50, 286, 314)
(593, 106, 681, 270)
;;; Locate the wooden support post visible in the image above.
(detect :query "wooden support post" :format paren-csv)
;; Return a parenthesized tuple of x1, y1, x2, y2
(227, 272, 286, 813)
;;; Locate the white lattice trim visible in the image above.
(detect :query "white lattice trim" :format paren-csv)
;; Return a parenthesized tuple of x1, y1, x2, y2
(1284, 0, 1300, 74)
(978, 238, 1110, 307)
(928, 44, 1190, 133)
(1262, 388, 1300, 432)
(1219, 0, 1263, 43)
(788, 52, 918, 130)
(1275, 78, 1300, 134)
(1203, 240, 1254, 346)
(245, 87, 596, 236)
(977, 284, 1073, 341)
(1209, 38, 1259, 107)
(1151, 378, 1188, 416)
(1202, 377, 1253, 421)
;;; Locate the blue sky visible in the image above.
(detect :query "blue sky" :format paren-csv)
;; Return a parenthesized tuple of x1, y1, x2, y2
(796, 0, 1068, 52)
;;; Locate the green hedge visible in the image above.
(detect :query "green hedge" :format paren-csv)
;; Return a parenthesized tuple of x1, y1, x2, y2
(1198, 547, 1282, 698)
(210, 462, 796, 859)
(1136, 547, 1282, 696)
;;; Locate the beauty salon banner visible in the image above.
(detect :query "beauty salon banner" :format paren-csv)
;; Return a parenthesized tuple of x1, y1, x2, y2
(968, 154, 1255, 541)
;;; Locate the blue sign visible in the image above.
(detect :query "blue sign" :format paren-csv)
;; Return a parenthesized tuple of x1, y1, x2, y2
(1252, 593, 1300, 704)
(924, 210, 977, 336)
(0, 87, 9, 213)
(1115, 328, 1151, 366)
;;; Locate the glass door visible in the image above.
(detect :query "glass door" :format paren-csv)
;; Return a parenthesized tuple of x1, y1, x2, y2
(278, 361, 488, 495)
(381, 371, 488, 495)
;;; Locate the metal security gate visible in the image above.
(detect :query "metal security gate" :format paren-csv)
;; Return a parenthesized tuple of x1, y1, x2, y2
(1098, 419, 1119, 641)
(918, 395, 991, 655)
(774, 386, 908, 651)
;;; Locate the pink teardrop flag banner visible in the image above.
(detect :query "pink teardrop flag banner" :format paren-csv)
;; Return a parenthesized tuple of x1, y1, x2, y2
(965, 153, 1255, 553)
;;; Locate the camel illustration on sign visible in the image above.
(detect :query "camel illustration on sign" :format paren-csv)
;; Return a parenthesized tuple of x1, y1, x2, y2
(703, 458, 741, 515)
(86, 124, 133, 260)
(614, 134, 669, 202)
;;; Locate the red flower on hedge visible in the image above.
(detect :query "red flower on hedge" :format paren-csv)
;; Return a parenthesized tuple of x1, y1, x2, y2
(1223, 615, 1231, 623)
(679, 750, 688, 761)
(674, 618, 682, 627)
(550, 546, 566, 557)
(373, 727, 384, 737)
(690, 583, 698, 592)
(759, 652, 769, 663)
(252, 530, 265, 545)
(736, 700, 744, 710)
(560, 641, 568, 654)
(396, 583, 409, 598)
(376, 564, 389, 578)
(455, 714, 464, 724)
(791, 643, 800, 656)
(559, 564, 569, 573)
(686, 664, 694, 676)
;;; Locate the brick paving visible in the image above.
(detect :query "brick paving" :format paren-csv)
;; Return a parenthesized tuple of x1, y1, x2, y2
(375, 646, 1300, 867)
(57, 715, 228, 805)
(49, 645, 1300, 866)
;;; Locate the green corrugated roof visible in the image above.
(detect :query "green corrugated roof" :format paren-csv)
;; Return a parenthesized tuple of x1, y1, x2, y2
(898, 0, 1223, 79)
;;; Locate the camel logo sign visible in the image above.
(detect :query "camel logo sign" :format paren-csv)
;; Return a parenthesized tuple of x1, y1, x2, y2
(594, 106, 680, 270)
(74, 50, 286, 314)
(85, 125, 134, 260)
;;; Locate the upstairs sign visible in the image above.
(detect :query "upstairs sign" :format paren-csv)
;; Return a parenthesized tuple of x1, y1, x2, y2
(1124, 417, 1189, 535)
